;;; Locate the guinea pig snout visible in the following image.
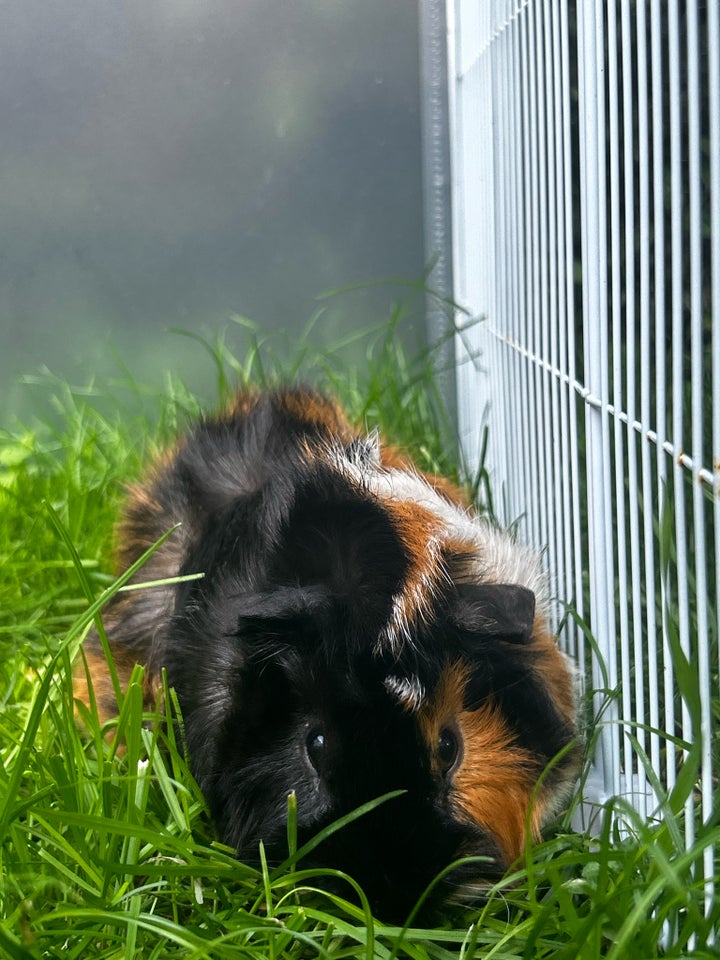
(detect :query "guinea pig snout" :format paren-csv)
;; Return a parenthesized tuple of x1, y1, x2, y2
(303, 790, 500, 923)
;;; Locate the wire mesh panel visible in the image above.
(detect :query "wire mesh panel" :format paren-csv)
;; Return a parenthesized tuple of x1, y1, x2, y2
(446, 0, 719, 914)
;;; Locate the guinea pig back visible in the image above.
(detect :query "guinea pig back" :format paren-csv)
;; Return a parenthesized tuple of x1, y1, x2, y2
(76, 387, 580, 920)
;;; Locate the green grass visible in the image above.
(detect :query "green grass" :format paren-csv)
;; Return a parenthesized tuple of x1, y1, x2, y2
(1, 318, 718, 958)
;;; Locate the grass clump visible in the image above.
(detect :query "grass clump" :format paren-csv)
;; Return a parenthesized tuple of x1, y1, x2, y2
(1, 317, 718, 957)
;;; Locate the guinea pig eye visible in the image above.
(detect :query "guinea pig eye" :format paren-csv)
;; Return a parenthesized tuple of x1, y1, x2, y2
(437, 725, 461, 776)
(305, 729, 327, 774)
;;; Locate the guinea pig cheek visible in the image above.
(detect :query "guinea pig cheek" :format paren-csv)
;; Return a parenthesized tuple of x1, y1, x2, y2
(419, 663, 541, 868)
(452, 705, 541, 866)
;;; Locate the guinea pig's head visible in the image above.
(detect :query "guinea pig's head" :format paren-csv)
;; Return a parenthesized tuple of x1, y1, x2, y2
(163, 468, 579, 922)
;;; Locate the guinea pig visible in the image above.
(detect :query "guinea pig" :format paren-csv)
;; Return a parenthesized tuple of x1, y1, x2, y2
(75, 387, 580, 921)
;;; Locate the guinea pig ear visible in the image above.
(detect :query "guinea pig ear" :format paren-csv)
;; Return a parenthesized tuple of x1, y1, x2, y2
(450, 583, 536, 643)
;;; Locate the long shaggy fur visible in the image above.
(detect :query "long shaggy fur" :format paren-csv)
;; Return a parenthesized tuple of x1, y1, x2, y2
(76, 387, 580, 921)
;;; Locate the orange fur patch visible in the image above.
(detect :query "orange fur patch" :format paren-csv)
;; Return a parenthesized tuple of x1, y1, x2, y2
(380, 499, 446, 637)
(227, 390, 260, 419)
(272, 390, 354, 440)
(531, 619, 577, 725)
(419, 663, 540, 865)
(455, 703, 540, 864)
(418, 662, 468, 772)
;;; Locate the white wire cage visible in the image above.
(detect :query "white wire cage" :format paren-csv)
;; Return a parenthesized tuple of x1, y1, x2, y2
(437, 0, 718, 916)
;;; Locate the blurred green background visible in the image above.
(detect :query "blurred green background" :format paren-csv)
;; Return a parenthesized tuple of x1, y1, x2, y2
(0, 0, 424, 418)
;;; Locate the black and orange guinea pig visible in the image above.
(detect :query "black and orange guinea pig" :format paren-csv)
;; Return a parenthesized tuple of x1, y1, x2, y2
(76, 387, 580, 920)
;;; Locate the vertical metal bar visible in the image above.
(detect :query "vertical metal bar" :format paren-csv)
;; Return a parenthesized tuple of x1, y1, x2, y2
(636, 0, 660, 800)
(510, 6, 523, 513)
(609, 0, 633, 807)
(620, 0, 648, 817)
(484, 3, 497, 433)
(577, 0, 620, 796)
(519, 5, 537, 549)
(544, 0, 566, 636)
(686, 0, 713, 913)
(709, 0, 720, 923)
(510, 2, 527, 530)
(453, 0, 484, 476)
(451, 1, 481, 472)
(667, 0, 695, 851)
(448, 8, 476, 471)
(535, 4, 560, 622)
(493, 4, 512, 517)
(446, 0, 461, 312)
(597, 0, 621, 803)
(528, 3, 551, 554)
(551, 0, 574, 659)
(519, 8, 535, 547)
(709, 0, 720, 716)
(560, 0, 586, 674)
(650, 0, 675, 797)
(505, 3, 521, 529)
(479, 7, 498, 500)
(418, 0, 457, 426)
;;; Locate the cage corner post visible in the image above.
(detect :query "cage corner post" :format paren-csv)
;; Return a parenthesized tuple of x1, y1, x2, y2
(419, 0, 458, 437)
